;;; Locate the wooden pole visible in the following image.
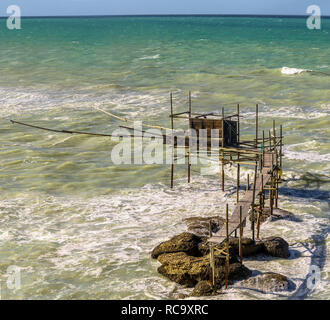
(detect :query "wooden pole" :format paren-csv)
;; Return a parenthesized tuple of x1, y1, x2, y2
(269, 130, 272, 151)
(237, 104, 240, 145)
(251, 163, 257, 241)
(211, 246, 215, 288)
(262, 130, 265, 168)
(209, 220, 212, 237)
(280, 124, 283, 169)
(188, 91, 192, 183)
(255, 104, 258, 148)
(270, 175, 274, 216)
(275, 150, 279, 209)
(222, 107, 225, 148)
(239, 206, 243, 264)
(273, 119, 276, 149)
(225, 203, 229, 289)
(170, 92, 174, 189)
(237, 153, 240, 203)
(221, 107, 225, 191)
(257, 174, 264, 239)
(246, 174, 250, 191)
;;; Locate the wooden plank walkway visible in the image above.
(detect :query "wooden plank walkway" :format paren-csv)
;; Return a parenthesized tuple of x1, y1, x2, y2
(209, 152, 276, 244)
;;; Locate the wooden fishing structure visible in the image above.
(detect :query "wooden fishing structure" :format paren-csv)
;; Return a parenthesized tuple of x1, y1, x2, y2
(167, 92, 284, 291)
(10, 91, 284, 291)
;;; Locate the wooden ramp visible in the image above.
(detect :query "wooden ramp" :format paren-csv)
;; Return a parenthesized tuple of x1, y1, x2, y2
(209, 152, 275, 244)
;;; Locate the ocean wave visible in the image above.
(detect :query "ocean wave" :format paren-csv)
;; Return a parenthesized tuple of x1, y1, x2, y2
(281, 67, 311, 75)
(0, 167, 328, 299)
(139, 54, 160, 60)
(240, 105, 329, 121)
(283, 143, 330, 163)
(0, 86, 170, 120)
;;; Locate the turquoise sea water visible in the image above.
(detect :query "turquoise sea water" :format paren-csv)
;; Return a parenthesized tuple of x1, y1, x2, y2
(0, 16, 329, 299)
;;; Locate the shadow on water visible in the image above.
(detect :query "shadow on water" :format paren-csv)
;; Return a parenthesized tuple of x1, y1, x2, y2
(280, 172, 330, 207)
(289, 226, 329, 300)
(279, 187, 330, 204)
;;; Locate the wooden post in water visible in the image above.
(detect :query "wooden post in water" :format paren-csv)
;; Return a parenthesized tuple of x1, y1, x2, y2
(239, 206, 243, 264)
(280, 125, 283, 169)
(273, 119, 276, 149)
(255, 104, 259, 148)
(236, 153, 240, 204)
(221, 107, 225, 191)
(275, 149, 279, 208)
(262, 130, 265, 170)
(237, 104, 240, 145)
(257, 174, 264, 239)
(270, 175, 274, 216)
(187, 91, 192, 183)
(225, 203, 230, 290)
(170, 93, 174, 189)
(246, 174, 250, 191)
(251, 162, 258, 241)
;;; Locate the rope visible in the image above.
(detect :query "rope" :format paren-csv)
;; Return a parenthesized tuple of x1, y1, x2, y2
(91, 105, 171, 131)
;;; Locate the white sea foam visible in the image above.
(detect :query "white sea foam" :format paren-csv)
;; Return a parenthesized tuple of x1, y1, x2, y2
(241, 105, 329, 121)
(139, 54, 160, 60)
(0, 86, 171, 120)
(284, 143, 330, 163)
(281, 67, 311, 75)
(0, 172, 327, 299)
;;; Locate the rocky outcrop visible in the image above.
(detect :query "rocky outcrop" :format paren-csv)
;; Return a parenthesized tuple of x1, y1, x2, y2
(151, 230, 291, 296)
(157, 252, 205, 287)
(228, 237, 290, 259)
(157, 251, 251, 288)
(263, 237, 290, 258)
(151, 232, 202, 259)
(228, 238, 265, 257)
(241, 272, 293, 293)
(191, 281, 214, 297)
(183, 216, 225, 237)
(250, 208, 298, 224)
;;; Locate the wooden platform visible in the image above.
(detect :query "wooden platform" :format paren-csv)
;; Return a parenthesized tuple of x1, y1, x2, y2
(208, 152, 276, 244)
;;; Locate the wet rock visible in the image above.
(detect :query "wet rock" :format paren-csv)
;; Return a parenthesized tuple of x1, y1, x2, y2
(191, 281, 214, 297)
(157, 252, 251, 288)
(241, 272, 292, 293)
(215, 262, 252, 287)
(228, 238, 265, 257)
(197, 237, 210, 256)
(183, 216, 225, 237)
(197, 237, 240, 263)
(151, 232, 202, 259)
(262, 237, 290, 258)
(250, 208, 297, 224)
(175, 293, 187, 300)
(157, 252, 210, 287)
(194, 236, 290, 260)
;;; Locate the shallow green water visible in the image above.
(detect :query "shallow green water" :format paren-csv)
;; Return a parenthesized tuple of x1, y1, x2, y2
(0, 16, 329, 300)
